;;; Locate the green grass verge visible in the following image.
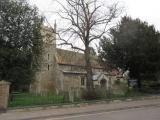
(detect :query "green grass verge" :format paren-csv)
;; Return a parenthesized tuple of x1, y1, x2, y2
(9, 93, 67, 107)
(8, 91, 150, 108)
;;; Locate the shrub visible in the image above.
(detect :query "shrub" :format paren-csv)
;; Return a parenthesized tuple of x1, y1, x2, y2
(81, 89, 101, 100)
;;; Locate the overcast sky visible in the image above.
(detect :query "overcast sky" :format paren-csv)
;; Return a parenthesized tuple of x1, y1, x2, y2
(29, 0, 160, 31)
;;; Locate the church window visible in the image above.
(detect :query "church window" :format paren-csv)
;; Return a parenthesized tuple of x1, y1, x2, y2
(81, 77, 85, 86)
(48, 64, 50, 71)
(48, 54, 49, 60)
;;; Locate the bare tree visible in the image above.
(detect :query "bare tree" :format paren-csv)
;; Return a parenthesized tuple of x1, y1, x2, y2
(54, 0, 122, 91)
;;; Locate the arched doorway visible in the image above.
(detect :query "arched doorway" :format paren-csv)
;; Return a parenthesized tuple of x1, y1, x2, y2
(100, 79, 107, 88)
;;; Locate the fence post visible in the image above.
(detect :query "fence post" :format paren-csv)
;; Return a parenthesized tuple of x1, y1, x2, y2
(0, 81, 10, 112)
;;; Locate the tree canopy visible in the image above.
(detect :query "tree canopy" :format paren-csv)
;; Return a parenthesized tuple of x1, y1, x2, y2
(0, 0, 43, 91)
(99, 16, 160, 88)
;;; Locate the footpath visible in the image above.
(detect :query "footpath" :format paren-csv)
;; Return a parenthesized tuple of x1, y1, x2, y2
(1, 96, 160, 120)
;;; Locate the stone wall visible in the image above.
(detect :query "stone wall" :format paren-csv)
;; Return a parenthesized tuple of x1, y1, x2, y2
(63, 74, 82, 91)
(30, 26, 60, 94)
(0, 81, 10, 111)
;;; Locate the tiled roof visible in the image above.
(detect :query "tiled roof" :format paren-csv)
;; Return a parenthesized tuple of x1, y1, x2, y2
(56, 48, 102, 68)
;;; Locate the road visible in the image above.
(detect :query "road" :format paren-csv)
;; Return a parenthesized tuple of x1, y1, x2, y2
(1, 97, 160, 120)
(44, 105, 160, 120)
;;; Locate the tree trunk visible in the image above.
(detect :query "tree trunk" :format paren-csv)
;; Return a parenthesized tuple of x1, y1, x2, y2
(84, 46, 94, 91)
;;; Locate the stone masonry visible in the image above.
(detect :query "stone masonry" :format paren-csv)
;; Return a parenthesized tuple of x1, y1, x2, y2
(30, 25, 127, 94)
(0, 81, 10, 111)
(30, 24, 63, 94)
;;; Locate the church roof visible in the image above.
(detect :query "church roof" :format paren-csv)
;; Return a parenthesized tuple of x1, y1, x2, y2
(56, 48, 103, 68)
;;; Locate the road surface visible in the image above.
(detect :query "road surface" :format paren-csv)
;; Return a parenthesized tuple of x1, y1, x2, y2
(44, 105, 160, 120)
(1, 97, 160, 120)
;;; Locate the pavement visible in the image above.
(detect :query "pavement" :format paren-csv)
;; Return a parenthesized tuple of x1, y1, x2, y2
(1, 97, 160, 120)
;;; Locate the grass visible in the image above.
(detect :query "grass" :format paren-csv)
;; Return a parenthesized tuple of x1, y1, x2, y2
(8, 90, 150, 108)
(9, 93, 67, 108)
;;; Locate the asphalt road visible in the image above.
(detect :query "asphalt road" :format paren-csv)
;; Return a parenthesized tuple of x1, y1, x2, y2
(45, 106, 160, 120)
(2, 98, 160, 120)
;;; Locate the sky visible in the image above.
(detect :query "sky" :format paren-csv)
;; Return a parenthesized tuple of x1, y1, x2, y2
(28, 0, 160, 51)
(29, 0, 160, 31)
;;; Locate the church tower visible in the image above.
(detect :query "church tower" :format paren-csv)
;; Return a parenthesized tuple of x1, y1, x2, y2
(30, 23, 58, 94)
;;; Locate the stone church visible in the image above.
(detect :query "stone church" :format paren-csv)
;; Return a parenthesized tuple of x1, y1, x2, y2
(30, 25, 126, 94)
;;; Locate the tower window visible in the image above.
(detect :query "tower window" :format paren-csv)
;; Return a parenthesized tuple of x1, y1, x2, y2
(48, 64, 49, 71)
(48, 54, 49, 60)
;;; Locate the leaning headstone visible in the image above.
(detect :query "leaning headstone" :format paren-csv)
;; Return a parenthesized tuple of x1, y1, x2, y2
(0, 81, 10, 113)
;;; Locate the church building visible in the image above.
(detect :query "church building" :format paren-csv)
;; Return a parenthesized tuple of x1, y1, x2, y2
(30, 25, 126, 94)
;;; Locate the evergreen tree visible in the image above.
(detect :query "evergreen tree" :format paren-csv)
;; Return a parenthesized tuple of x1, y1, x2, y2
(0, 0, 43, 91)
(99, 16, 160, 89)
